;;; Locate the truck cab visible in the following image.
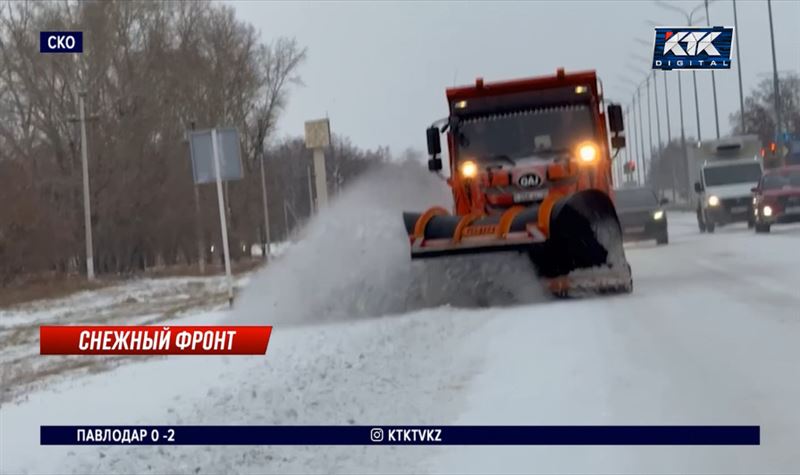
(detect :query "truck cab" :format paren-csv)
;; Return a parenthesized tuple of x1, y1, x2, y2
(691, 137, 762, 233)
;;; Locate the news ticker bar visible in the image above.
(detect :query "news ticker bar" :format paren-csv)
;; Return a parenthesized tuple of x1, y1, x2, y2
(41, 425, 760, 446)
(39, 326, 272, 355)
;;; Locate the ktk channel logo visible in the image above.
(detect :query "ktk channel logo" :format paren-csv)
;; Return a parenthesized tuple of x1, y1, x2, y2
(40, 31, 83, 53)
(651, 26, 734, 71)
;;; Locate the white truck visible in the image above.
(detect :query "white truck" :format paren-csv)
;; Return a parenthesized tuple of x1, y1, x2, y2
(689, 135, 763, 233)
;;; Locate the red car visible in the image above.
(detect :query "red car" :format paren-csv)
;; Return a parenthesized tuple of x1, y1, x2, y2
(752, 165, 800, 233)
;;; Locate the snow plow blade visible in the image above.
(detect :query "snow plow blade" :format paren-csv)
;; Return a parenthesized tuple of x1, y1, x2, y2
(403, 190, 632, 296)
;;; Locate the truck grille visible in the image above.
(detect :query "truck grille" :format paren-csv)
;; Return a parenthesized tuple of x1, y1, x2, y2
(619, 211, 652, 226)
(721, 197, 751, 209)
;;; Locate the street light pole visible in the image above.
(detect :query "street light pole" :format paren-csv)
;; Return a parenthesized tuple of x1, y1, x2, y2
(661, 73, 677, 201)
(663, 72, 672, 143)
(630, 93, 640, 184)
(652, 71, 663, 149)
(767, 0, 782, 140)
(637, 87, 647, 183)
(732, 0, 746, 134)
(644, 77, 654, 183)
(677, 73, 689, 199)
(704, 0, 721, 139)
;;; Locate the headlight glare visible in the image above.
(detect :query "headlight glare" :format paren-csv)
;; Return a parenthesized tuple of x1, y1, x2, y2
(577, 142, 599, 164)
(653, 210, 664, 220)
(460, 160, 478, 179)
(708, 195, 720, 207)
(763, 205, 773, 217)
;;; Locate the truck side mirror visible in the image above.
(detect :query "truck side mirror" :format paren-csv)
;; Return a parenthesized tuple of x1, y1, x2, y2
(426, 126, 441, 156)
(611, 136, 626, 149)
(751, 186, 759, 194)
(426, 126, 442, 172)
(660, 197, 669, 205)
(694, 182, 703, 193)
(607, 104, 624, 134)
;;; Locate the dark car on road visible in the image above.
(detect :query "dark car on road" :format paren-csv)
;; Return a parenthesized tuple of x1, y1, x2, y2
(752, 165, 800, 233)
(614, 187, 669, 245)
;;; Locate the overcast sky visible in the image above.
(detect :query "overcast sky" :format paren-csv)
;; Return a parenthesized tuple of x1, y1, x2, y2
(231, 0, 800, 154)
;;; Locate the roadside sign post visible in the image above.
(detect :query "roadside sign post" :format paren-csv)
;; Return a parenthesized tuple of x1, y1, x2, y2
(211, 129, 234, 306)
(304, 119, 331, 210)
(188, 127, 243, 307)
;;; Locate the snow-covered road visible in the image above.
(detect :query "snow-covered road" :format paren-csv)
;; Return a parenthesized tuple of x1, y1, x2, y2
(2, 165, 799, 474)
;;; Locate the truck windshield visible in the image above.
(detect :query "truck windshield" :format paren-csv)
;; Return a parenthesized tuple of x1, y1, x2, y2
(762, 169, 800, 190)
(455, 105, 595, 161)
(703, 162, 762, 187)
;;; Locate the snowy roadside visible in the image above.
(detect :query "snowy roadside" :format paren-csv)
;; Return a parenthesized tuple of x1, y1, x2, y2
(1, 305, 490, 474)
(0, 274, 251, 404)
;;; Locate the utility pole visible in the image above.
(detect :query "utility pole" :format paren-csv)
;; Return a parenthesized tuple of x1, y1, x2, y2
(258, 148, 271, 262)
(70, 91, 96, 281)
(767, 0, 782, 140)
(733, 0, 746, 134)
(704, 0, 721, 139)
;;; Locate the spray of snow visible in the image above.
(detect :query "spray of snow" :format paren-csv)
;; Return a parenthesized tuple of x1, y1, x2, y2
(233, 160, 547, 325)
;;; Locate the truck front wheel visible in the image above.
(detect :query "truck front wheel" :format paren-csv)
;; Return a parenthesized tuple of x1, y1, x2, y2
(697, 207, 707, 233)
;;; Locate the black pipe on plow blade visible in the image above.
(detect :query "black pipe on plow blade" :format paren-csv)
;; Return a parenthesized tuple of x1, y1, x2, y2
(532, 190, 632, 296)
(532, 190, 622, 277)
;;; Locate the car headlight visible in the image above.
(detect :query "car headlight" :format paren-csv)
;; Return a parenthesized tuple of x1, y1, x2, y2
(460, 160, 478, 179)
(653, 210, 664, 220)
(763, 205, 773, 217)
(708, 195, 720, 207)
(576, 142, 599, 164)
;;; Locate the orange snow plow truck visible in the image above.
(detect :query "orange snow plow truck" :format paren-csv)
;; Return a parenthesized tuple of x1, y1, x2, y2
(403, 68, 632, 297)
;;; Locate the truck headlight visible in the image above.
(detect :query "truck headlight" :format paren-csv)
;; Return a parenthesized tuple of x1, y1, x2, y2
(460, 160, 478, 178)
(763, 205, 773, 217)
(653, 210, 664, 220)
(708, 195, 720, 207)
(577, 142, 598, 164)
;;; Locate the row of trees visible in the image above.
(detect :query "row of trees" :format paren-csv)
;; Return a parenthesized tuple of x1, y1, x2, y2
(0, 1, 385, 283)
